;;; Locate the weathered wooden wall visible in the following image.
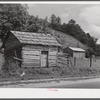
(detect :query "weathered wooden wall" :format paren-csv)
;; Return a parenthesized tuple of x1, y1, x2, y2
(22, 45, 58, 67)
(49, 47, 57, 67)
(73, 52, 85, 58)
(4, 33, 21, 51)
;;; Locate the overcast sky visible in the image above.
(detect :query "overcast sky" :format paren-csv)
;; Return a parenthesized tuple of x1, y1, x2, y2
(27, 4, 100, 44)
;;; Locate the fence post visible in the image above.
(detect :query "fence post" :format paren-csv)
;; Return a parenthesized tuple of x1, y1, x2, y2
(74, 57, 76, 67)
(67, 56, 69, 67)
(90, 56, 92, 67)
(0, 48, 5, 70)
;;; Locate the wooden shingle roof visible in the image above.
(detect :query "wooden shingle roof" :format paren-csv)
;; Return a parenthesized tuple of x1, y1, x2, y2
(10, 31, 61, 46)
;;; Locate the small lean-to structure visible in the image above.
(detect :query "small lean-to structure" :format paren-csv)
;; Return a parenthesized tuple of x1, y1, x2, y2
(64, 47, 85, 58)
(3, 31, 61, 68)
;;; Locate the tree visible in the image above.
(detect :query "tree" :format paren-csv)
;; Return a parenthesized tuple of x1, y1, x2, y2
(51, 18, 97, 52)
(68, 19, 76, 25)
(56, 16, 61, 25)
(0, 4, 29, 40)
(42, 17, 49, 31)
(25, 15, 41, 32)
(49, 14, 62, 31)
(49, 14, 57, 28)
(86, 33, 97, 51)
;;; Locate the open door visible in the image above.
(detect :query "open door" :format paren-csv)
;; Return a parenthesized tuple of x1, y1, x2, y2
(41, 51, 48, 67)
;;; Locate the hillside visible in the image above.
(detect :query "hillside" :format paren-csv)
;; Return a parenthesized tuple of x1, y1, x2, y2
(47, 28, 88, 50)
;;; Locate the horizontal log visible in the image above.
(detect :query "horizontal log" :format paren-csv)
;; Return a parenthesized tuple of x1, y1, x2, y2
(22, 65, 40, 67)
(23, 61, 40, 64)
(23, 63, 40, 66)
(48, 56, 56, 60)
(49, 60, 56, 63)
(22, 50, 40, 55)
(49, 52, 57, 55)
(22, 48, 39, 51)
(49, 64, 56, 67)
(49, 48, 57, 51)
(22, 47, 41, 50)
(49, 62, 56, 64)
(23, 46, 48, 50)
(22, 54, 40, 56)
(23, 58, 40, 61)
(22, 55, 40, 59)
(22, 54, 40, 57)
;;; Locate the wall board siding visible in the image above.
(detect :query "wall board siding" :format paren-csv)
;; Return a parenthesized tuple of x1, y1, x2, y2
(22, 47, 41, 67)
(22, 55, 40, 59)
(22, 63, 40, 67)
(49, 61, 56, 64)
(22, 51, 40, 55)
(23, 54, 40, 56)
(23, 48, 49, 51)
(49, 52, 57, 55)
(22, 65, 40, 68)
(23, 60, 39, 63)
(22, 65, 39, 67)
(23, 59, 40, 62)
(23, 45, 49, 51)
(22, 47, 39, 50)
(23, 62, 40, 64)
(49, 64, 56, 67)
(22, 45, 58, 67)
(49, 60, 56, 63)
(49, 47, 57, 52)
(49, 56, 56, 60)
(49, 47, 57, 67)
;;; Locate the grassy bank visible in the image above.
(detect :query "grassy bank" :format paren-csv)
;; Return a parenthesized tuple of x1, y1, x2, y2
(0, 66, 100, 82)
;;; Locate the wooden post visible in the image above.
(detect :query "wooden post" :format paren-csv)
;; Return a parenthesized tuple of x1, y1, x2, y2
(90, 56, 92, 67)
(14, 50, 19, 68)
(67, 56, 69, 67)
(74, 57, 76, 67)
(0, 48, 5, 70)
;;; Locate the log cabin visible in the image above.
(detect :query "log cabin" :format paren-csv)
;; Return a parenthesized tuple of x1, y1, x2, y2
(3, 31, 61, 68)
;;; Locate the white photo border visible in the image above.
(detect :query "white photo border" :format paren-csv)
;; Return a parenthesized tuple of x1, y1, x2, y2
(0, 1, 100, 98)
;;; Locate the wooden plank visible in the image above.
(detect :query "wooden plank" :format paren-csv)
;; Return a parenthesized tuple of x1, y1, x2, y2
(23, 59, 40, 62)
(49, 60, 56, 63)
(49, 61, 56, 64)
(49, 52, 57, 55)
(23, 54, 40, 56)
(49, 47, 57, 52)
(22, 50, 40, 55)
(23, 61, 40, 64)
(22, 55, 40, 59)
(22, 65, 40, 67)
(22, 50, 40, 53)
(23, 48, 49, 51)
(49, 64, 56, 67)
(22, 58, 40, 60)
(22, 62, 40, 65)
(14, 57, 23, 61)
(23, 56, 40, 59)
(23, 45, 43, 49)
(22, 63, 40, 67)
(22, 48, 42, 52)
(23, 45, 49, 51)
(49, 56, 56, 60)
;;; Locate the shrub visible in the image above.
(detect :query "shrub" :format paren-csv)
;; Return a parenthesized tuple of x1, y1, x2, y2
(37, 68, 51, 75)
